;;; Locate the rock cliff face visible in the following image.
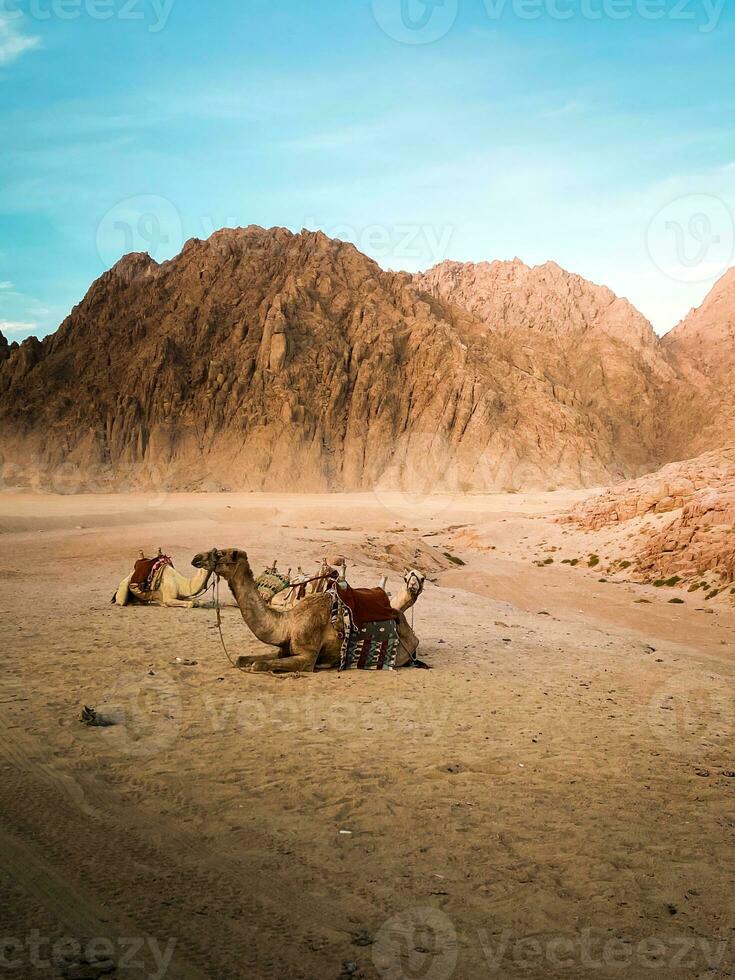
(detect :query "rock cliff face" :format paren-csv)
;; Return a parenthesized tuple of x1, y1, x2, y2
(636, 489, 735, 588)
(570, 448, 735, 590)
(662, 267, 735, 456)
(415, 259, 691, 475)
(0, 226, 732, 493)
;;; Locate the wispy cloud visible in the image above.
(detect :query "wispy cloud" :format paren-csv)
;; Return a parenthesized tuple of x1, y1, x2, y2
(0, 319, 37, 335)
(278, 121, 393, 153)
(0, 280, 13, 289)
(543, 100, 584, 119)
(0, 15, 41, 67)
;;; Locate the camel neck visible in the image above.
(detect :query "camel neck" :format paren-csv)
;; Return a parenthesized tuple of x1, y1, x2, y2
(225, 562, 284, 645)
(192, 567, 212, 591)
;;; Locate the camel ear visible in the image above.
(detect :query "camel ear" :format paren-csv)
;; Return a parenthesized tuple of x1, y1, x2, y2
(230, 549, 247, 563)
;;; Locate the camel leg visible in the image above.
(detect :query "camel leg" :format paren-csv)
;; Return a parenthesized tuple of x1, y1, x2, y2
(159, 579, 195, 608)
(248, 648, 319, 673)
(237, 649, 288, 669)
(115, 575, 133, 607)
(395, 612, 419, 666)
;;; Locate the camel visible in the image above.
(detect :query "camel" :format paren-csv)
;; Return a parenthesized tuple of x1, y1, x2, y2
(115, 563, 214, 608)
(191, 548, 426, 673)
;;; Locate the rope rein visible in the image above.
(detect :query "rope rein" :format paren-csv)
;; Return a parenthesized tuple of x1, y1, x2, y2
(212, 574, 302, 679)
(214, 574, 246, 672)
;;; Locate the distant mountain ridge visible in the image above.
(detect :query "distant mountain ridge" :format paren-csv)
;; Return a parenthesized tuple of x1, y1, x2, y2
(0, 225, 730, 492)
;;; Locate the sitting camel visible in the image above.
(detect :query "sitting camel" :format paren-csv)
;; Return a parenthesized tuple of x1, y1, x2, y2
(115, 562, 214, 608)
(191, 548, 425, 673)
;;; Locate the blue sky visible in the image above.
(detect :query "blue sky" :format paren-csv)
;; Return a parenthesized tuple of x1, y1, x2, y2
(1, 0, 734, 341)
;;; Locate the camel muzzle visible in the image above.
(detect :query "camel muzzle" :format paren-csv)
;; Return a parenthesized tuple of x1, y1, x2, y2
(192, 550, 218, 572)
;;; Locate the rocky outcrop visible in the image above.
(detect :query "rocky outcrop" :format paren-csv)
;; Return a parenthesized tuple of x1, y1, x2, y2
(636, 489, 735, 587)
(569, 448, 735, 590)
(569, 448, 735, 530)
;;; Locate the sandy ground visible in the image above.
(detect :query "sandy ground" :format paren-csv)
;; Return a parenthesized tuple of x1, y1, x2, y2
(1, 489, 734, 980)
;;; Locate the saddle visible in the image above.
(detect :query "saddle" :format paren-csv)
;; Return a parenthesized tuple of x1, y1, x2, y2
(335, 583, 399, 629)
(130, 553, 173, 595)
(131, 557, 161, 587)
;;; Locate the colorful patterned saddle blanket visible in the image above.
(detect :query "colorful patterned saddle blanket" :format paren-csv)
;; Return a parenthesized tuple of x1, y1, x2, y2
(331, 583, 400, 671)
(256, 568, 291, 604)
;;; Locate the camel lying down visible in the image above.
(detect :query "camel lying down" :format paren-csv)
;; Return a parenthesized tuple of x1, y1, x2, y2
(114, 564, 214, 608)
(192, 548, 426, 673)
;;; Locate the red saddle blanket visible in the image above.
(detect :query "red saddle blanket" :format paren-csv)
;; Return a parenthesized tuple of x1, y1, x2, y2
(336, 583, 398, 629)
(131, 555, 173, 591)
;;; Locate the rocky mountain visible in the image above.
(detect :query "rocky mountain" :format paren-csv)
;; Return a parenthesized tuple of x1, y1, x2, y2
(415, 258, 695, 471)
(0, 226, 731, 493)
(662, 267, 735, 455)
(416, 258, 661, 353)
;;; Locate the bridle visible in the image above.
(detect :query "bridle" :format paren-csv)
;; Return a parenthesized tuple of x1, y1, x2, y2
(405, 569, 425, 598)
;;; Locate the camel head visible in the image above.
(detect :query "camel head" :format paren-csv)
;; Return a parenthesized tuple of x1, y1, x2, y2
(192, 548, 251, 579)
(404, 569, 426, 597)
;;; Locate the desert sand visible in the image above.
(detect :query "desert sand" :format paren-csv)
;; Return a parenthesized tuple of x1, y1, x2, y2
(1, 489, 734, 979)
